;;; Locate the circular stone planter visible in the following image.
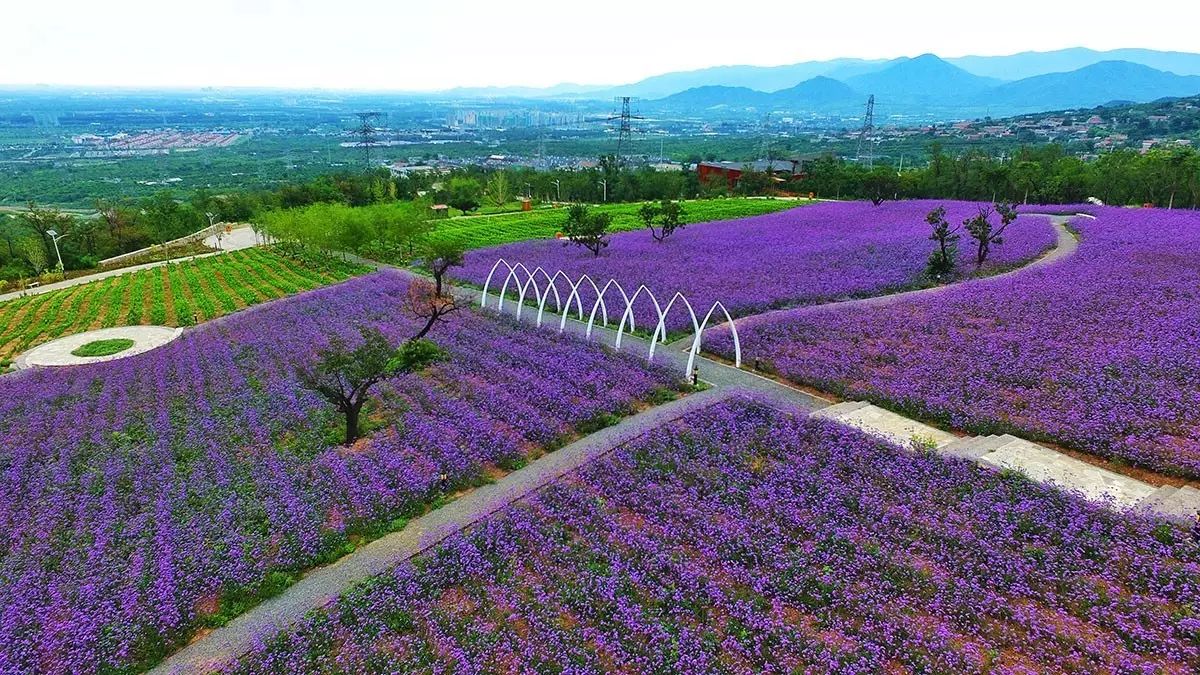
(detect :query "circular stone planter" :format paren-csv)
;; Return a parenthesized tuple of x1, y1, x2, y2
(14, 326, 183, 369)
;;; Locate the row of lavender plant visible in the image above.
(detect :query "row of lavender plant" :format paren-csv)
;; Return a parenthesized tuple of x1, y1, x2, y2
(0, 271, 680, 674)
(709, 206, 1200, 477)
(227, 396, 1200, 673)
(454, 200, 1058, 333)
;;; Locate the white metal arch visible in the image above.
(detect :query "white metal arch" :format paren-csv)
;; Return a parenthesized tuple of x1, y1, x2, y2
(478, 259, 742, 378)
(534, 269, 576, 328)
(615, 285, 665, 351)
(648, 292, 700, 363)
(495, 262, 536, 314)
(480, 258, 516, 308)
(587, 278, 632, 339)
(688, 301, 741, 374)
(561, 273, 607, 333)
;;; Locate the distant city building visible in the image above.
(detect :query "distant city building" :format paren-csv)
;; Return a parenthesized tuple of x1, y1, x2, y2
(387, 162, 437, 177)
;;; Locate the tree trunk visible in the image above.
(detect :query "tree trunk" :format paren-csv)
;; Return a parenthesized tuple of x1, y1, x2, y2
(344, 401, 362, 445)
(412, 312, 438, 341)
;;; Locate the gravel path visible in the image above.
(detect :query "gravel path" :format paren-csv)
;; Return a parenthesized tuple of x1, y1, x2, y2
(13, 325, 182, 369)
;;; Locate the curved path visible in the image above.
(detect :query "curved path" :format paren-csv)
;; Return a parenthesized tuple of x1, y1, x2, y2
(666, 214, 1078, 350)
(155, 215, 1188, 674)
(13, 325, 182, 369)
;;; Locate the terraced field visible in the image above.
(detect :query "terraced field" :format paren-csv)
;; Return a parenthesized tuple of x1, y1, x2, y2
(429, 198, 804, 249)
(0, 248, 364, 363)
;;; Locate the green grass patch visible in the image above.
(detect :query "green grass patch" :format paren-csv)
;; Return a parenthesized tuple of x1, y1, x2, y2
(70, 338, 136, 357)
(429, 198, 807, 250)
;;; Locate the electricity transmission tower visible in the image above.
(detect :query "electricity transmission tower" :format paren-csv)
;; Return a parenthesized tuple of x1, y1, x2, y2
(607, 97, 644, 166)
(353, 112, 382, 169)
(856, 95, 875, 168)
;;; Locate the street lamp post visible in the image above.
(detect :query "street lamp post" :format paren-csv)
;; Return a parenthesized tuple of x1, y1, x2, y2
(551, 179, 561, 202)
(45, 229, 67, 277)
(598, 179, 607, 203)
(206, 212, 223, 249)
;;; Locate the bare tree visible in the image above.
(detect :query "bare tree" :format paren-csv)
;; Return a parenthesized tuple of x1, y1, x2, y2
(964, 202, 1018, 267)
(925, 205, 960, 278)
(404, 278, 466, 341)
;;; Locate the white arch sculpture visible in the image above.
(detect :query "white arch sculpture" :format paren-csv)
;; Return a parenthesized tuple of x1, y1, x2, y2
(478, 258, 741, 375)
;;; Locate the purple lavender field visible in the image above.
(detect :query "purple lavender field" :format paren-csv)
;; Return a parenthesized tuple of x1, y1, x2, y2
(226, 397, 1200, 674)
(0, 271, 679, 674)
(710, 207, 1200, 477)
(454, 200, 1058, 332)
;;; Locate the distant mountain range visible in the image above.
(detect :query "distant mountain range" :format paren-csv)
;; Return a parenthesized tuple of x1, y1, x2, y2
(442, 47, 1200, 119)
(648, 54, 1200, 118)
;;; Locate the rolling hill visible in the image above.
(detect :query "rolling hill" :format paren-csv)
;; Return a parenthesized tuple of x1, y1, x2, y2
(985, 61, 1200, 111)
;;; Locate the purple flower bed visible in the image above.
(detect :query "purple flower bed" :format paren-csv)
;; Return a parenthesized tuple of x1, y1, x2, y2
(0, 271, 679, 674)
(227, 396, 1200, 673)
(454, 200, 1057, 332)
(710, 207, 1200, 477)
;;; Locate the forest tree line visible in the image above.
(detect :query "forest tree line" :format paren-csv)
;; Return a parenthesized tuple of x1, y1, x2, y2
(2, 142, 1198, 283)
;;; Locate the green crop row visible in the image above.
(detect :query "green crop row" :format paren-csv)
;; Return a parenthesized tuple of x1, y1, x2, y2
(0, 248, 367, 362)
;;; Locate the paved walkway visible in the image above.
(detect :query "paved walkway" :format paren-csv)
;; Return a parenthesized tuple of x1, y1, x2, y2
(13, 326, 182, 369)
(0, 227, 257, 304)
(203, 226, 258, 251)
(151, 387, 744, 675)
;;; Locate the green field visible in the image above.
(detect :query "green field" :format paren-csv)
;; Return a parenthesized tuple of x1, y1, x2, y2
(428, 198, 807, 249)
(0, 248, 365, 363)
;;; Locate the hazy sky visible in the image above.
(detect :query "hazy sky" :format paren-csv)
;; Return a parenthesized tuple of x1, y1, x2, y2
(3, 0, 1198, 90)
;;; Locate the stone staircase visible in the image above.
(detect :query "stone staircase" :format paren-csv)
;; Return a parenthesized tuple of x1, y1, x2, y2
(815, 402, 1200, 525)
(813, 401, 958, 448)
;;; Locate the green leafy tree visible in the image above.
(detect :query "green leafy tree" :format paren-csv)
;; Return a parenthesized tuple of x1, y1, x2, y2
(735, 168, 774, 196)
(485, 171, 511, 207)
(296, 326, 445, 445)
(445, 177, 483, 214)
(925, 206, 960, 278)
(863, 166, 901, 205)
(420, 239, 466, 297)
(1010, 161, 1042, 205)
(562, 204, 612, 256)
(964, 202, 1018, 267)
(18, 202, 73, 260)
(637, 202, 659, 235)
(641, 199, 686, 242)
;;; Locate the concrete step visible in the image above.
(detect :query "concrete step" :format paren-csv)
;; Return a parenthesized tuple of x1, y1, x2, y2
(941, 434, 1009, 461)
(830, 404, 958, 449)
(1152, 485, 1200, 525)
(979, 437, 1157, 510)
(810, 401, 870, 420)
